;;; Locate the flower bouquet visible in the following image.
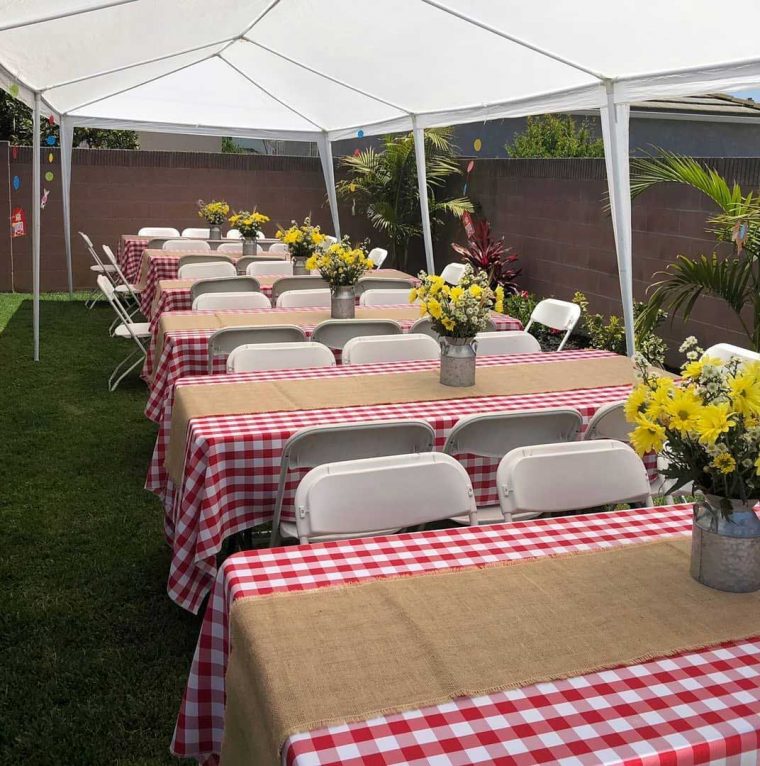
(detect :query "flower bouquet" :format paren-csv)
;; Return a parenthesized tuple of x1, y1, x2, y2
(305, 239, 373, 318)
(412, 265, 504, 386)
(198, 199, 229, 239)
(276, 217, 326, 274)
(228, 210, 270, 254)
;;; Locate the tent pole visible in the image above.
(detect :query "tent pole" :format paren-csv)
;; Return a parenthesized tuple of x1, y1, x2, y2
(32, 91, 41, 360)
(600, 82, 635, 357)
(60, 116, 74, 297)
(412, 117, 436, 275)
(317, 133, 341, 239)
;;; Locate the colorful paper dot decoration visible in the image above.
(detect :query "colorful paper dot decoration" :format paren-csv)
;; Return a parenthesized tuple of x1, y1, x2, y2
(48, 152, 54, 163)
(357, 129, 364, 138)
(349, 182, 356, 193)
(46, 135, 56, 146)
(44, 171, 54, 182)
(11, 146, 18, 159)
(473, 138, 482, 152)
(12, 175, 20, 190)
(353, 148, 361, 157)
(47, 114, 55, 126)
(466, 160, 475, 174)
(9, 83, 19, 97)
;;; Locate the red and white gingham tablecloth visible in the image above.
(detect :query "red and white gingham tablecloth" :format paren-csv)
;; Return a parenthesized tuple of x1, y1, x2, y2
(171, 503, 760, 765)
(142, 307, 522, 413)
(117, 235, 149, 283)
(145, 349, 658, 613)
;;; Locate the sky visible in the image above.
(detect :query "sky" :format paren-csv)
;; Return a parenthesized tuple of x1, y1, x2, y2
(730, 88, 760, 101)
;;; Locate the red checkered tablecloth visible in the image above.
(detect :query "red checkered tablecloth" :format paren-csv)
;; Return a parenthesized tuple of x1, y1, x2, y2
(145, 349, 657, 613)
(117, 235, 150, 283)
(143, 306, 522, 411)
(171, 503, 760, 766)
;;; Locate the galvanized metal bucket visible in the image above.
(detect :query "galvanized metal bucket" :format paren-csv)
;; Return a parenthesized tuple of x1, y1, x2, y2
(292, 256, 309, 276)
(690, 494, 760, 593)
(439, 336, 477, 387)
(242, 238, 256, 256)
(330, 285, 355, 319)
(209, 225, 222, 240)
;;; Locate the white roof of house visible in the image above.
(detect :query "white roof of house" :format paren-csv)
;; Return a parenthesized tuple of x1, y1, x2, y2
(2, 0, 760, 139)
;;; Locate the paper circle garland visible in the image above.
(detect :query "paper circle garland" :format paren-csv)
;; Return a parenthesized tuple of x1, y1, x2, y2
(349, 182, 356, 193)
(12, 175, 20, 190)
(45, 171, 54, 182)
(46, 135, 56, 146)
(48, 152, 54, 163)
(11, 146, 18, 159)
(473, 138, 482, 152)
(47, 114, 55, 126)
(353, 148, 361, 157)
(466, 160, 475, 173)
(357, 129, 364, 138)
(9, 83, 19, 97)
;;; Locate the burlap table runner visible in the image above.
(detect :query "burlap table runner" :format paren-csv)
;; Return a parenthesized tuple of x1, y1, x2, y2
(153, 305, 425, 363)
(220, 537, 760, 765)
(166, 355, 637, 482)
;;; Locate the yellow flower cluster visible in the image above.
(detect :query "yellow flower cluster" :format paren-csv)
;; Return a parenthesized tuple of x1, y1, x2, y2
(305, 240, 372, 287)
(624, 343, 760, 498)
(228, 210, 270, 238)
(275, 217, 326, 258)
(198, 200, 230, 225)
(412, 266, 503, 337)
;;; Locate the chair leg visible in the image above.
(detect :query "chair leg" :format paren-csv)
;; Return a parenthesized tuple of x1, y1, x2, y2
(85, 288, 101, 309)
(108, 348, 145, 391)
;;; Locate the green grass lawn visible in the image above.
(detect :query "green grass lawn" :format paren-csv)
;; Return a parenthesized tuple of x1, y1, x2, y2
(0, 294, 198, 764)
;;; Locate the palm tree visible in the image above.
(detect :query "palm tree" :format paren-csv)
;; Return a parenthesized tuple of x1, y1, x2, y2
(336, 127, 473, 271)
(631, 151, 760, 350)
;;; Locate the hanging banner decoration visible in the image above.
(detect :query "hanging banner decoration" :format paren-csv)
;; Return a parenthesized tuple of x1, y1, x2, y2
(9, 83, 19, 97)
(353, 148, 361, 157)
(46, 135, 57, 146)
(47, 114, 55, 126)
(48, 152, 54, 163)
(463, 159, 475, 196)
(11, 146, 18, 160)
(356, 129, 365, 138)
(41, 189, 50, 210)
(44, 171, 54, 182)
(732, 220, 749, 252)
(473, 138, 482, 152)
(12, 175, 20, 191)
(462, 210, 475, 239)
(10, 207, 26, 237)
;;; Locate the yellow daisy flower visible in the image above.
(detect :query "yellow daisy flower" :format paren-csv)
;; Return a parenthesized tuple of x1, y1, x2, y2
(624, 385, 650, 423)
(711, 453, 736, 474)
(696, 402, 734, 445)
(663, 389, 702, 433)
(728, 371, 760, 417)
(629, 414, 666, 456)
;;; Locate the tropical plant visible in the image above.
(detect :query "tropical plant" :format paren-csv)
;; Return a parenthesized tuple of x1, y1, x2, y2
(336, 127, 473, 270)
(631, 151, 760, 351)
(505, 114, 605, 158)
(450, 218, 521, 292)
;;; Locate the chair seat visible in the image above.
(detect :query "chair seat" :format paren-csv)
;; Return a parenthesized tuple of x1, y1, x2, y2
(114, 322, 151, 339)
(115, 283, 140, 294)
(279, 521, 400, 543)
(450, 505, 541, 525)
(90, 264, 117, 273)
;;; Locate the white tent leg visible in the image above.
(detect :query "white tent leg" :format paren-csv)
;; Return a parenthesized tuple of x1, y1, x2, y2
(32, 92, 41, 361)
(412, 118, 435, 275)
(60, 117, 74, 296)
(600, 83, 635, 357)
(316, 133, 341, 239)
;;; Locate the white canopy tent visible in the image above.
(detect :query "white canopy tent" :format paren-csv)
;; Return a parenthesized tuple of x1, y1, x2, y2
(3, 1, 760, 360)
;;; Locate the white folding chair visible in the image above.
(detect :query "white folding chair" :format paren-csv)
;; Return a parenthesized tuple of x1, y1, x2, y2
(226, 229, 242, 239)
(270, 277, 329, 302)
(355, 277, 415, 295)
(266, 242, 290, 254)
(79, 231, 116, 308)
(216, 242, 243, 254)
(474, 331, 541, 355)
(411, 316, 496, 341)
(275, 289, 332, 308)
(181, 227, 210, 238)
(444, 408, 582, 524)
(702, 343, 760, 365)
(359, 288, 418, 306)
(138, 226, 179, 237)
(207, 325, 306, 372)
(368, 247, 388, 268)
(342, 333, 440, 364)
(525, 299, 581, 351)
(246, 260, 294, 277)
(163, 239, 211, 252)
(497, 439, 653, 519)
(226, 341, 335, 373)
(320, 235, 338, 249)
(177, 261, 237, 279)
(190, 276, 260, 301)
(256, 230, 266, 240)
(293, 452, 477, 545)
(269, 419, 436, 545)
(440, 262, 467, 285)
(97, 276, 151, 390)
(192, 292, 272, 311)
(101, 245, 142, 331)
(311, 319, 402, 350)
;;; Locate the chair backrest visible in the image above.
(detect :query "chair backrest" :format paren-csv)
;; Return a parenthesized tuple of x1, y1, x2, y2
(216, 242, 243, 254)
(181, 227, 210, 238)
(270, 275, 330, 302)
(192, 291, 272, 311)
(342, 333, 440, 365)
(256, 230, 266, 240)
(96, 275, 145, 348)
(177, 260, 237, 279)
(440, 262, 467, 285)
(583, 402, 631, 442)
(226, 229, 242, 239)
(355, 277, 414, 295)
(177, 253, 235, 267)
(164, 239, 211, 252)
(474, 331, 541, 355)
(275, 288, 332, 308)
(226, 341, 335, 372)
(320, 235, 338, 248)
(190, 276, 260, 301)
(311, 319, 403, 350)
(359, 288, 417, 306)
(266, 242, 290, 254)
(236, 254, 283, 273)
(101, 244, 138, 300)
(367, 247, 388, 268)
(444, 408, 583, 460)
(526, 298, 581, 351)
(246, 260, 294, 277)
(294, 452, 477, 543)
(702, 343, 760, 365)
(497, 439, 652, 518)
(207, 325, 306, 371)
(410, 316, 497, 341)
(138, 226, 179, 237)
